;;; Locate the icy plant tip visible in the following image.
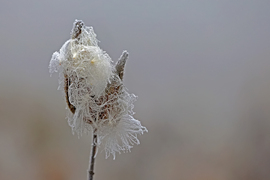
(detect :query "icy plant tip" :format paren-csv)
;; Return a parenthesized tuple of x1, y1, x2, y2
(49, 20, 147, 159)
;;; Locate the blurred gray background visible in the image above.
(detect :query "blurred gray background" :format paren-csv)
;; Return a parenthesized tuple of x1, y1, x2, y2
(1, 0, 270, 180)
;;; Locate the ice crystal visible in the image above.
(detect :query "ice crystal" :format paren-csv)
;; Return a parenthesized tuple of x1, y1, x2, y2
(49, 20, 147, 159)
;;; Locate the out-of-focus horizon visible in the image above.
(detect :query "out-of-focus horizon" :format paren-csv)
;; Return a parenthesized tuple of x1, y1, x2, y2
(1, 1, 270, 180)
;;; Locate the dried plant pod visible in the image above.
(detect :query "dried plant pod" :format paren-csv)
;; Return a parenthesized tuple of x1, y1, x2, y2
(71, 20, 84, 39)
(49, 19, 147, 159)
(115, 51, 128, 81)
(64, 74, 76, 114)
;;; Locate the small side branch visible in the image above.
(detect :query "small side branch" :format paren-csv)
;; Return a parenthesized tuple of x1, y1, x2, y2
(88, 131, 97, 180)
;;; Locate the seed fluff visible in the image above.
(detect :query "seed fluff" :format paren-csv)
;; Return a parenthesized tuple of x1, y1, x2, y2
(49, 20, 147, 159)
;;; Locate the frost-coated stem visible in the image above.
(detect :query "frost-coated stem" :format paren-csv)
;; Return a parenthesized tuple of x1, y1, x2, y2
(50, 19, 147, 179)
(88, 130, 97, 180)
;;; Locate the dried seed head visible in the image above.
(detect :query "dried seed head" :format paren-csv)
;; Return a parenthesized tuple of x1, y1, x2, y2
(49, 20, 147, 159)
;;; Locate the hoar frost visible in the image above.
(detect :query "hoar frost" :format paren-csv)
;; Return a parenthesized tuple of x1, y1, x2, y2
(49, 20, 147, 159)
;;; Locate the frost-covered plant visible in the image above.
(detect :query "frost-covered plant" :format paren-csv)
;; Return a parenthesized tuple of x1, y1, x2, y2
(49, 20, 147, 180)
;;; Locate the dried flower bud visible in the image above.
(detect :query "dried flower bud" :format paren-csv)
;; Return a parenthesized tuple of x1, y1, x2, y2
(49, 20, 147, 159)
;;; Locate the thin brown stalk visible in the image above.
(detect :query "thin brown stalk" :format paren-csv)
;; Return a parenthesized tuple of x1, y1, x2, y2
(88, 130, 97, 180)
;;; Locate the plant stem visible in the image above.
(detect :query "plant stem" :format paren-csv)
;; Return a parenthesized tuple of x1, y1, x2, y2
(88, 131, 97, 180)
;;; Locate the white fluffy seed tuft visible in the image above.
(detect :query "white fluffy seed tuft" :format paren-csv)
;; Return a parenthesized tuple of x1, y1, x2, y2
(49, 20, 147, 159)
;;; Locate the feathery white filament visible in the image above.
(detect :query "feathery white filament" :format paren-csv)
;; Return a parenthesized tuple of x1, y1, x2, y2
(49, 20, 147, 159)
